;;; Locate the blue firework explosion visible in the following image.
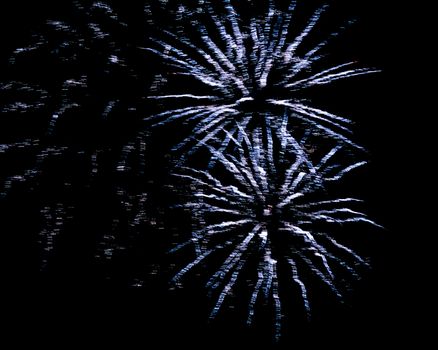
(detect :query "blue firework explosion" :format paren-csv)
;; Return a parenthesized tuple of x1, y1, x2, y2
(145, 0, 379, 162)
(169, 123, 380, 340)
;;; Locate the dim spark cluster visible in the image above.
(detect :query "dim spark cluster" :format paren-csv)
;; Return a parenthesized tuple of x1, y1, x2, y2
(1, 1, 151, 273)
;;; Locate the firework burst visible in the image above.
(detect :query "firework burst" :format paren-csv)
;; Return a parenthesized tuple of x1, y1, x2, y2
(145, 0, 379, 162)
(169, 124, 380, 340)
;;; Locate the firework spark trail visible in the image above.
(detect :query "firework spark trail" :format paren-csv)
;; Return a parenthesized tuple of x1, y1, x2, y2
(206, 224, 262, 291)
(170, 129, 378, 339)
(146, 0, 379, 160)
(288, 258, 310, 320)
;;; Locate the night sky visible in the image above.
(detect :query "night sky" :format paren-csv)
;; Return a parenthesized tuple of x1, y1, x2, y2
(0, 0, 424, 348)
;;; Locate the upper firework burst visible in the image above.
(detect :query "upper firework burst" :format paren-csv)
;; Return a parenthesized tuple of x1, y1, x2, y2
(145, 0, 379, 159)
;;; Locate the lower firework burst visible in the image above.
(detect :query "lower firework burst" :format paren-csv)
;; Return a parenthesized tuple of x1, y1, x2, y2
(169, 124, 380, 341)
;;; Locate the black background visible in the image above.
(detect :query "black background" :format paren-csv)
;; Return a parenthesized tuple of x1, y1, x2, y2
(0, 0, 425, 348)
